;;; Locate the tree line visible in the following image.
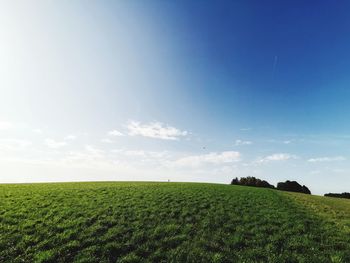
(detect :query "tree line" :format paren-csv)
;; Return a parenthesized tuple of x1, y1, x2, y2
(230, 177, 350, 199)
(230, 177, 311, 194)
(324, 192, 350, 199)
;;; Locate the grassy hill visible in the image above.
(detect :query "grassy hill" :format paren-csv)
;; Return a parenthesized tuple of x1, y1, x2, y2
(1, 182, 350, 263)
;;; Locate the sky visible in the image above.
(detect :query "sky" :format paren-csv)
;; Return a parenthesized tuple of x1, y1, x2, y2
(1, 0, 350, 195)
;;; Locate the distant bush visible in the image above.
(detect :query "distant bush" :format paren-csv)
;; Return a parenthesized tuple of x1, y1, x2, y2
(324, 192, 350, 199)
(230, 176, 274, 189)
(277, 180, 311, 194)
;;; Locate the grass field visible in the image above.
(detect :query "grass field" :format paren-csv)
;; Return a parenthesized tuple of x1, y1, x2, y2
(1, 182, 350, 263)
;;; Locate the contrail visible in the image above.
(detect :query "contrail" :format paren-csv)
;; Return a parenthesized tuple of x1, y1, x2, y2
(272, 55, 278, 79)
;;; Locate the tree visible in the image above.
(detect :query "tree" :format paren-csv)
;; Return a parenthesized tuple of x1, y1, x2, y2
(230, 177, 239, 185)
(230, 177, 274, 189)
(324, 192, 350, 199)
(277, 180, 311, 194)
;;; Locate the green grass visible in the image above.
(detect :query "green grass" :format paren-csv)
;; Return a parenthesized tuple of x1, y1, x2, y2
(1, 182, 350, 262)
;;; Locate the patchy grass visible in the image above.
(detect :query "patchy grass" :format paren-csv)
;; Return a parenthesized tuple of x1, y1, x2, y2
(0, 182, 350, 262)
(285, 191, 350, 234)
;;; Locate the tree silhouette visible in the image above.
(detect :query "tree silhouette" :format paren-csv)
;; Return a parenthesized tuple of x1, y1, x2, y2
(230, 177, 274, 189)
(277, 180, 311, 194)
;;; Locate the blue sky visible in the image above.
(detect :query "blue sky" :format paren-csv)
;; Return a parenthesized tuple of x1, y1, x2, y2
(1, 0, 350, 194)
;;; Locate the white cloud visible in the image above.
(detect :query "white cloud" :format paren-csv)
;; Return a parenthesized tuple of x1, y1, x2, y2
(0, 139, 32, 150)
(110, 149, 123, 154)
(101, 138, 115, 143)
(123, 150, 147, 156)
(45, 139, 67, 149)
(85, 145, 104, 155)
(308, 156, 346, 163)
(127, 121, 188, 140)
(235, 139, 252, 146)
(123, 150, 168, 158)
(257, 153, 297, 163)
(62, 146, 169, 171)
(267, 139, 293, 144)
(64, 135, 76, 140)
(309, 170, 321, 175)
(63, 146, 106, 167)
(171, 151, 241, 168)
(32, 129, 43, 134)
(110, 149, 170, 163)
(108, 130, 124, 136)
(240, 128, 251, 131)
(0, 121, 13, 130)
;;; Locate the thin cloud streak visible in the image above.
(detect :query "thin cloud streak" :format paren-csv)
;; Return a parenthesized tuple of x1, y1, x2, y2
(257, 153, 298, 164)
(308, 156, 346, 163)
(45, 139, 67, 149)
(127, 121, 188, 140)
(108, 130, 124, 136)
(169, 151, 241, 168)
(235, 139, 252, 146)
